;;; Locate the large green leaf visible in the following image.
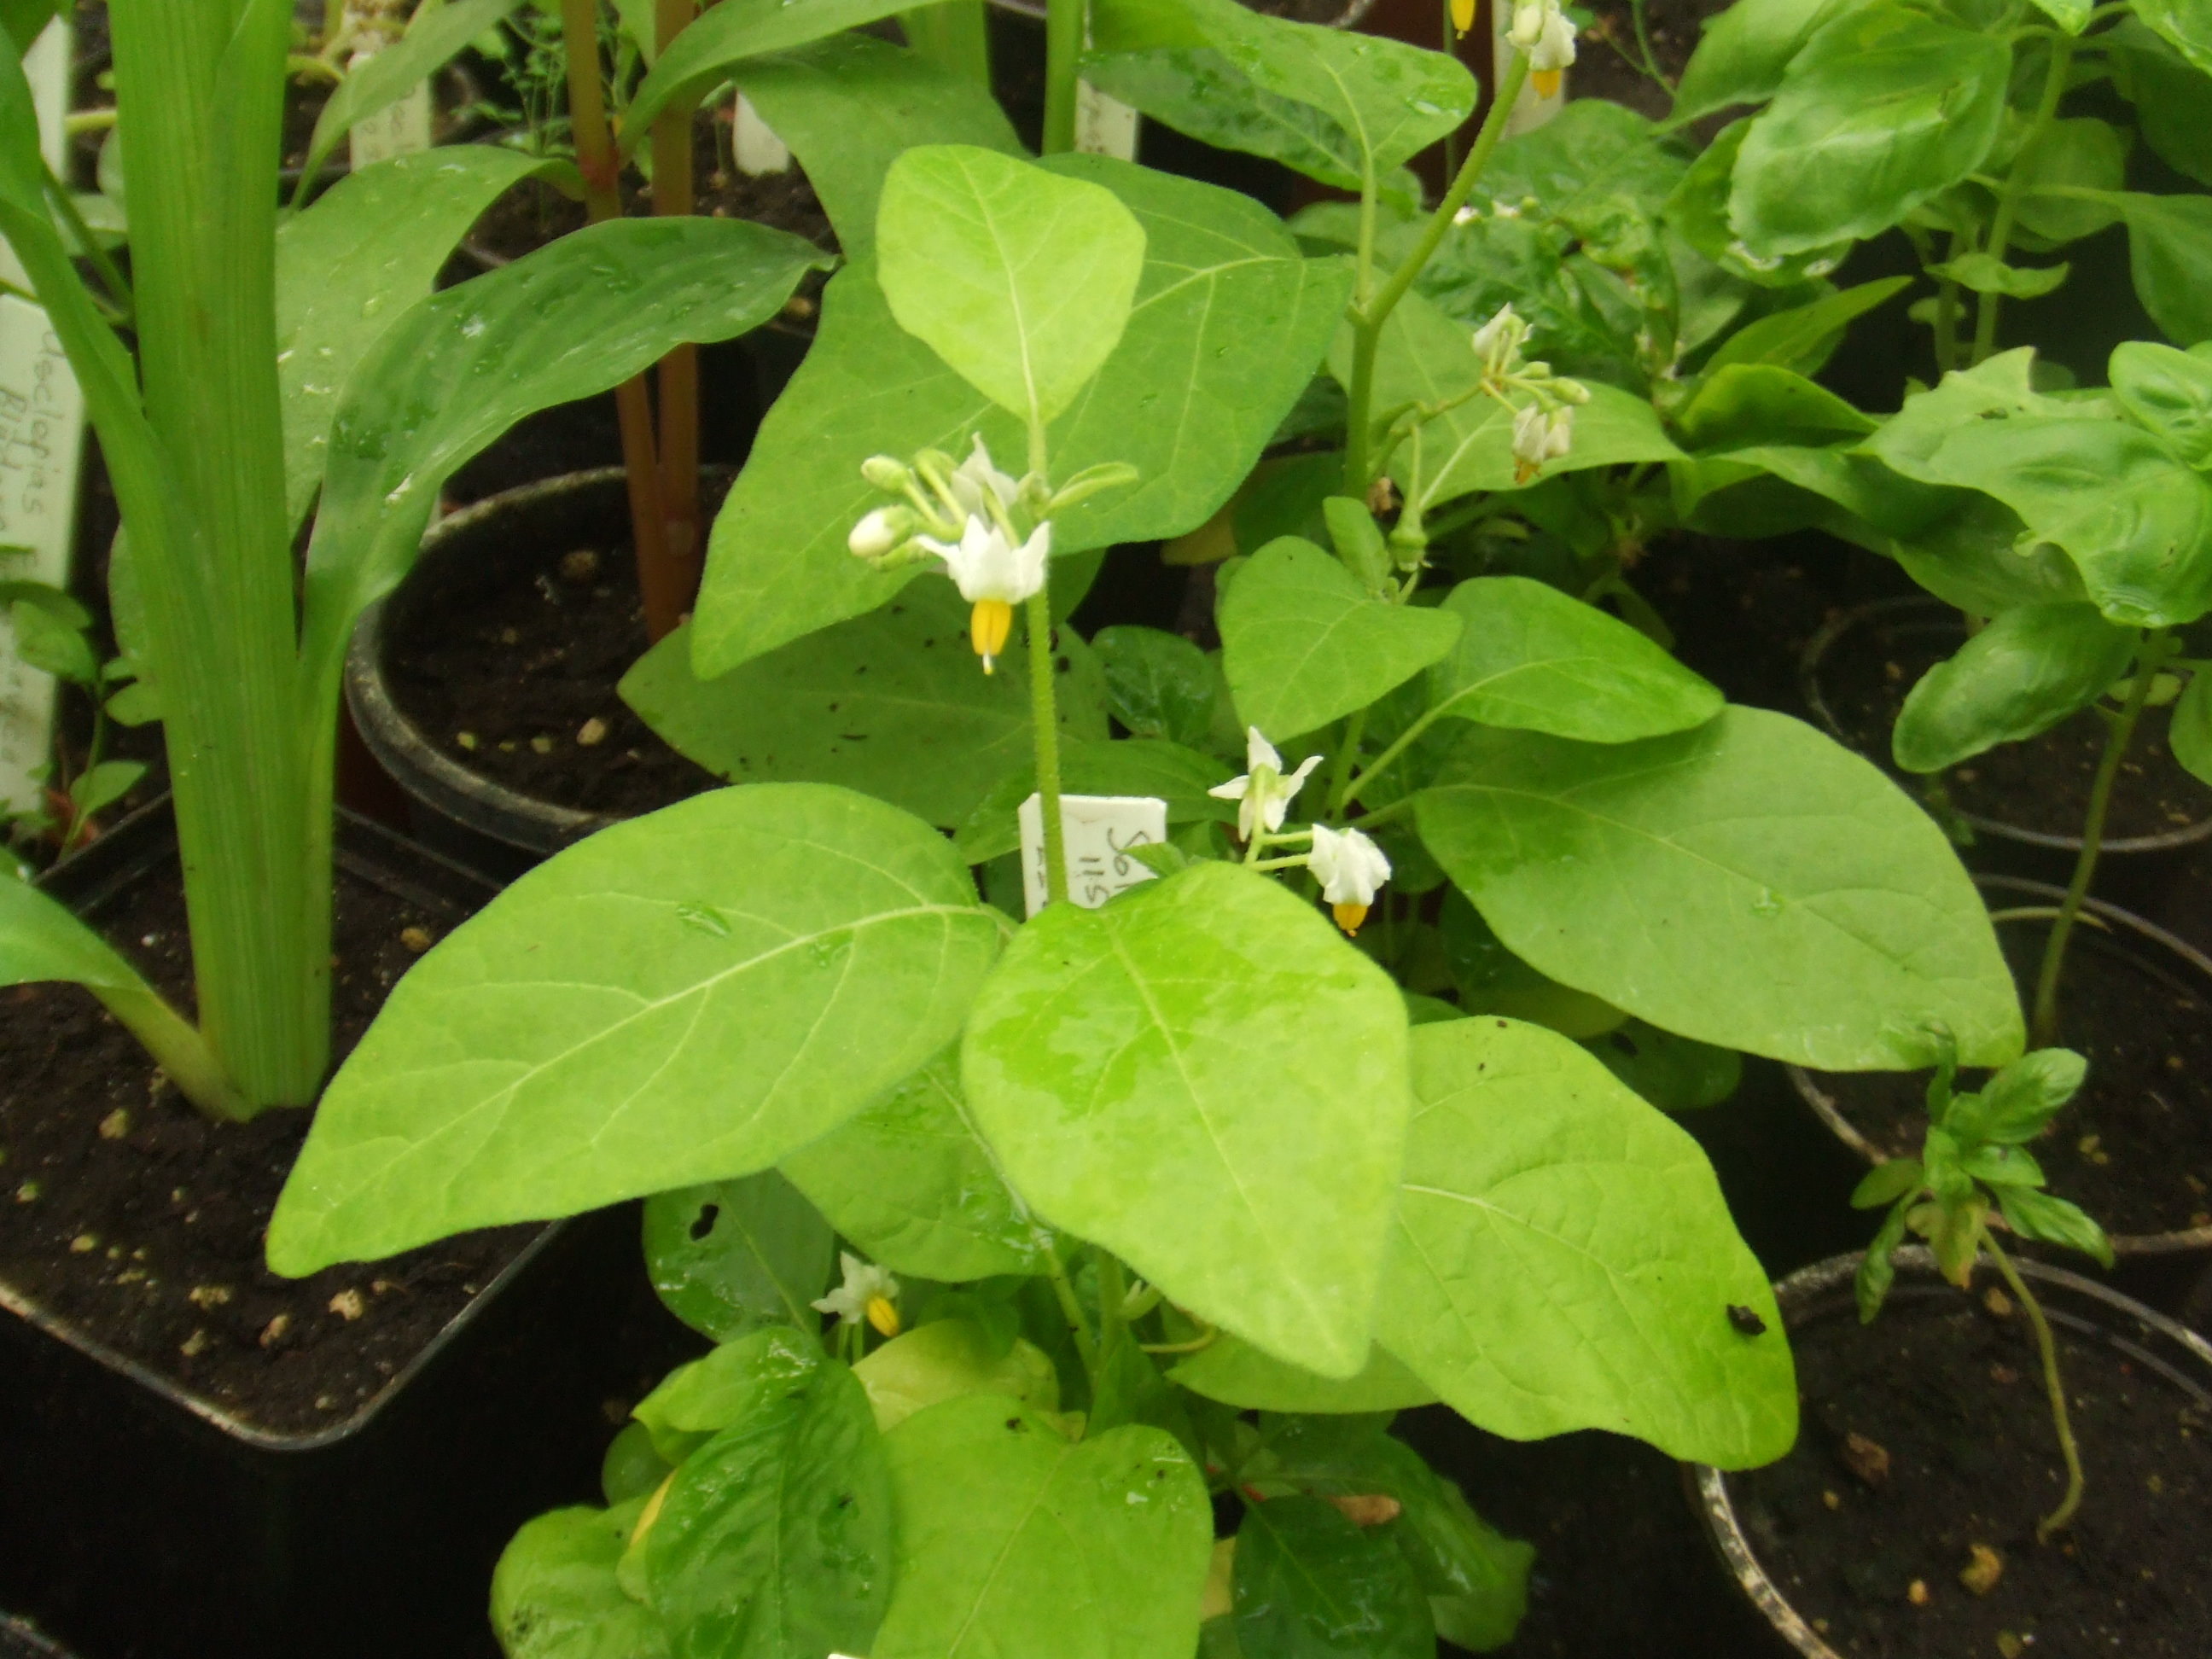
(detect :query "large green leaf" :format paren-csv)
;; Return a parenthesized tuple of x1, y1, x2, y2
(962, 861, 1413, 1377)
(1729, 1, 2008, 255)
(1675, 364, 1877, 451)
(872, 1396, 1213, 1659)
(621, 592, 1107, 831)
(1669, 0, 1855, 122)
(1083, 0, 1475, 190)
(691, 160, 1351, 677)
(1865, 349, 2098, 480)
(1700, 278, 1910, 376)
(637, 1330, 894, 1659)
(265, 785, 1005, 1274)
(2112, 340, 2212, 468)
(1892, 603, 2139, 774)
(0, 3, 54, 52)
(879, 145, 1148, 428)
(853, 1319, 1061, 1432)
(298, 0, 526, 191)
(1426, 577, 1720, 742)
(2137, 0, 2212, 74)
(1415, 707, 2024, 1069)
(492, 1500, 672, 1659)
(1092, 626, 1224, 748)
(2113, 191, 2212, 346)
(2109, 22, 2212, 189)
(781, 1046, 1050, 1281)
(624, 0, 923, 136)
(1374, 1018, 1796, 1465)
(2012, 118, 2128, 242)
(1233, 1497, 1434, 1659)
(642, 1172, 836, 1342)
(1219, 537, 1462, 740)
(1170, 1338, 1437, 1412)
(276, 145, 552, 528)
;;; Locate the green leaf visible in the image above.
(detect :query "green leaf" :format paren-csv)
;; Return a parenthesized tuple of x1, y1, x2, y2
(1586, 1020, 1743, 1112)
(2108, 22, 2212, 189)
(1667, 120, 1854, 290)
(300, 0, 526, 190)
(637, 1330, 894, 1659)
(872, 1396, 1213, 1659)
(1999, 1188, 2114, 1267)
(492, 1501, 672, 1659)
(0, 867, 166, 1003)
(1891, 603, 2138, 773)
(852, 1318, 1062, 1431)
(620, 596, 1107, 831)
(266, 785, 1006, 1274)
(624, 0, 924, 137)
(0, 3, 55, 53)
(781, 1046, 1050, 1282)
(1083, 0, 1476, 190)
(1439, 889, 1626, 1039)
(691, 160, 1351, 676)
(1374, 1018, 1797, 1465)
(1729, 2, 2009, 255)
(1958, 1046, 2088, 1144)
(1924, 253, 2069, 300)
(1702, 277, 1912, 376)
(1677, 364, 1877, 451)
(301, 216, 830, 717)
(1095, 625, 1222, 747)
(276, 145, 554, 529)
(66, 760, 144, 822)
(2137, 0, 2212, 75)
(1219, 537, 1462, 740)
(2114, 191, 2212, 346)
(1425, 576, 1721, 743)
(953, 736, 1237, 865)
(1856, 1198, 1912, 1321)
(2112, 341, 2212, 469)
(1170, 1339, 1437, 1413)
(1416, 707, 2024, 1069)
(634, 1337, 798, 1464)
(602, 1423, 673, 1506)
(2174, 671, 2212, 786)
(642, 1171, 835, 1342)
(1669, 0, 1854, 122)
(2013, 118, 2128, 242)
(878, 145, 1148, 428)
(962, 861, 1414, 1377)
(8, 597, 92, 683)
(1850, 1157, 1925, 1209)
(1233, 1496, 1434, 1659)
(1959, 1143, 2046, 1189)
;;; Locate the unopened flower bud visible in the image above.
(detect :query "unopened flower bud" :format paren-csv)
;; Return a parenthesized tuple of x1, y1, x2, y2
(848, 505, 916, 559)
(861, 454, 911, 492)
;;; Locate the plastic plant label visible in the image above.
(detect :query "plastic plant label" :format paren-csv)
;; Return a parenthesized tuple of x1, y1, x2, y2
(1018, 792, 1167, 917)
(347, 54, 434, 169)
(1492, 3, 1565, 137)
(733, 96, 792, 176)
(1077, 82, 1140, 161)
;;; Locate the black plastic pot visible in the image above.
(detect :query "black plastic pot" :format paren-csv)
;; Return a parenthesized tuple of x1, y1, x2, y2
(1687, 1247, 2212, 1659)
(1802, 596, 2212, 904)
(0, 800, 690, 1659)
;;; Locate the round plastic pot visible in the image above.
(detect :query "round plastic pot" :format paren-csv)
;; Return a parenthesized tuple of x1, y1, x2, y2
(1686, 1246, 2212, 1659)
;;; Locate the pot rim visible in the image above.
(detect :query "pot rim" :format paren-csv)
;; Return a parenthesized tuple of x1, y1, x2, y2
(0, 795, 561, 1456)
(1800, 595, 2212, 857)
(1789, 873, 2212, 1258)
(1686, 1245, 2212, 1659)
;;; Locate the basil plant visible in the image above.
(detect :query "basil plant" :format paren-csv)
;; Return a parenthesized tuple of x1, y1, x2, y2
(264, 0, 2022, 1652)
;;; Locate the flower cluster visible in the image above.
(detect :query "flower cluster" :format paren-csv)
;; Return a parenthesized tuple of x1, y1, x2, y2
(1508, 0, 1578, 97)
(1210, 728, 1393, 934)
(1469, 304, 1591, 484)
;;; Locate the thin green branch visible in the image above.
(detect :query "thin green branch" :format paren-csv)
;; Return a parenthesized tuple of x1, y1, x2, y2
(1026, 587, 1069, 906)
(1982, 1230, 2086, 1540)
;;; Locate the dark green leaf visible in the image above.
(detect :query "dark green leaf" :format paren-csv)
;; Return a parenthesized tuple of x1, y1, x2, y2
(2137, 0, 2212, 75)
(1959, 1143, 2046, 1189)
(643, 1171, 835, 1342)
(0, 3, 55, 53)
(1891, 603, 2139, 773)
(1924, 253, 2069, 300)
(491, 1500, 671, 1659)
(7, 597, 91, 683)
(2174, 670, 2212, 786)
(66, 760, 143, 821)
(2116, 191, 2212, 345)
(1855, 1197, 1913, 1322)
(2108, 22, 2212, 188)
(1676, 364, 1876, 451)
(1233, 1496, 1434, 1659)
(1439, 888, 1626, 1039)
(625, 0, 924, 138)
(1667, 120, 1854, 290)
(601, 1422, 672, 1506)
(2013, 118, 2127, 242)
(1094, 625, 1221, 746)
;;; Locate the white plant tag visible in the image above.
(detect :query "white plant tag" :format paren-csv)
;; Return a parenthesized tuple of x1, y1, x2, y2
(346, 55, 435, 169)
(1491, 9, 1566, 137)
(732, 95, 793, 176)
(1075, 82, 1140, 161)
(1018, 793, 1167, 918)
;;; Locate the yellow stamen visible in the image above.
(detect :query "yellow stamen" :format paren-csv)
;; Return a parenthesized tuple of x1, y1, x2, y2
(1449, 0, 1475, 32)
(1533, 68, 1562, 97)
(866, 1295, 901, 1338)
(970, 598, 1014, 674)
(1332, 901, 1370, 936)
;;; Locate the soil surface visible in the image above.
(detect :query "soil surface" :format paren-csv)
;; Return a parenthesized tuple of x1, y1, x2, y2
(382, 511, 723, 818)
(1567, 0, 1732, 120)
(1809, 921, 2212, 1242)
(1731, 1282, 2212, 1657)
(0, 841, 533, 1435)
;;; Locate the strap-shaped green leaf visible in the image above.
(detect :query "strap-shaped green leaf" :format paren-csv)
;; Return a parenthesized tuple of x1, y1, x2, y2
(297, 0, 526, 195)
(266, 784, 1006, 1274)
(1893, 603, 2139, 774)
(624, 0, 923, 142)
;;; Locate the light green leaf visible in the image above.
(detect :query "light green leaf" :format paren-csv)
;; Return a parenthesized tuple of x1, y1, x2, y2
(1676, 364, 1876, 451)
(2028, 0, 2093, 31)
(638, 1330, 894, 1659)
(1426, 576, 1721, 743)
(624, 0, 923, 137)
(7, 597, 91, 683)
(1865, 349, 2094, 482)
(1083, 0, 1475, 189)
(853, 1318, 1061, 1432)
(1219, 537, 1462, 739)
(1924, 253, 2069, 300)
(954, 737, 1237, 865)
(300, 0, 525, 190)
(1375, 1018, 1797, 1465)
(620, 595, 1107, 831)
(2112, 340, 2212, 468)
(492, 1501, 672, 1659)
(781, 1046, 1049, 1282)
(1416, 707, 2024, 1069)
(1702, 277, 1912, 375)
(266, 785, 1006, 1274)
(1998, 1188, 2114, 1267)
(277, 146, 552, 529)
(642, 1171, 835, 1342)
(878, 145, 1148, 428)
(0, 869, 165, 1000)
(2137, 0, 2212, 75)
(1892, 602, 2139, 773)
(1170, 1338, 1437, 1412)
(962, 861, 1413, 1377)
(1233, 1496, 1433, 1659)
(1729, 1, 2009, 255)
(67, 760, 144, 822)
(2114, 191, 2212, 346)
(691, 160, 1351, 676)
(1669, 0, 1854, 122)
(873, 1396, 1213, 1659)
(1667, 119, 1854, 289)
(1440, 889, 1625, 1039)
(2173, 671, 2212, 786)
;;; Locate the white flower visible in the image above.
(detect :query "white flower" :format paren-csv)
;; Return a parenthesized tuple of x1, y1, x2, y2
(1544, 405, 1574, 459)
(946, 434, 1022, 522)
(1208, 727, 1324, 841)
(1308, 824, 1392, 936)
(812, 1252, 901, 1336)
(920, 514, 1052, 673)
(1509, 0, 1576, 92)
(847, 505, 911, 559)
(1511, 401, 1551, 481)
(1470, 305, 1529, 384)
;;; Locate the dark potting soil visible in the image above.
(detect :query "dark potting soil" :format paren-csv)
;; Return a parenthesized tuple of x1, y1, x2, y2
(382, 520, 723, 818)
(1565, 0, 1732, 121)
(0, 857, 534, 1435)
(1729, 1284, 2212, 1658)
(1816, 619, 2210, 844)
(1637, 533, 1877, 715)
(1807, 923, 2212, 1241)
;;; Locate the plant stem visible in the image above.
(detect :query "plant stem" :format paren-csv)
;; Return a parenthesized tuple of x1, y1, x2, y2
(1932, 232, 1964, 375)
(1982, 1230, 2086, 1540)
(1325, 707, 1369, 822)
(1043, 0, 1084, 154)
(1026, 588, 1069, 906)
(1343, 50, 1531, 495)
(2031, 630, 2171, 1046)
(92, 980, 250, 1122)
(1045, 1249, 1099, 1383)
(1095, 1246, 1128, 1358)
(900, 0, 991, 84)
(1630, 0, 1672, 92)
(1972, 36, 2074, 365)
(44, 164, 132, 326)
(650, 0, 702, 636)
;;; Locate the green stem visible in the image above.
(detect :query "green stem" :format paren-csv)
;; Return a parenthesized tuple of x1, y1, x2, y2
(1026, 588, 1069, 906)
(1972, 37, 2074, 365)
(1982, 1230, 2086, 1540)
(91, 981, 250, 1122)
(1095, 1247, 1128, 1358)
(1043, 0, 1084, 154)
(1630, 0, 1672, 92)
(2031, 630, 2171, 1046)
(1325, 707, 1369, 824)
(1338, 696, 1467, 812)
(1045, 1250, 1099, 1384)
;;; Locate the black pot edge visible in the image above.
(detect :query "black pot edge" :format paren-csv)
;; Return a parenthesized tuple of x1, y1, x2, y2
(1800, 595, 2212, 859)
(1682, 1246, 2212, 1659)
(0, 793, 566, 1458)
(1789, 871, 2212, 1259)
